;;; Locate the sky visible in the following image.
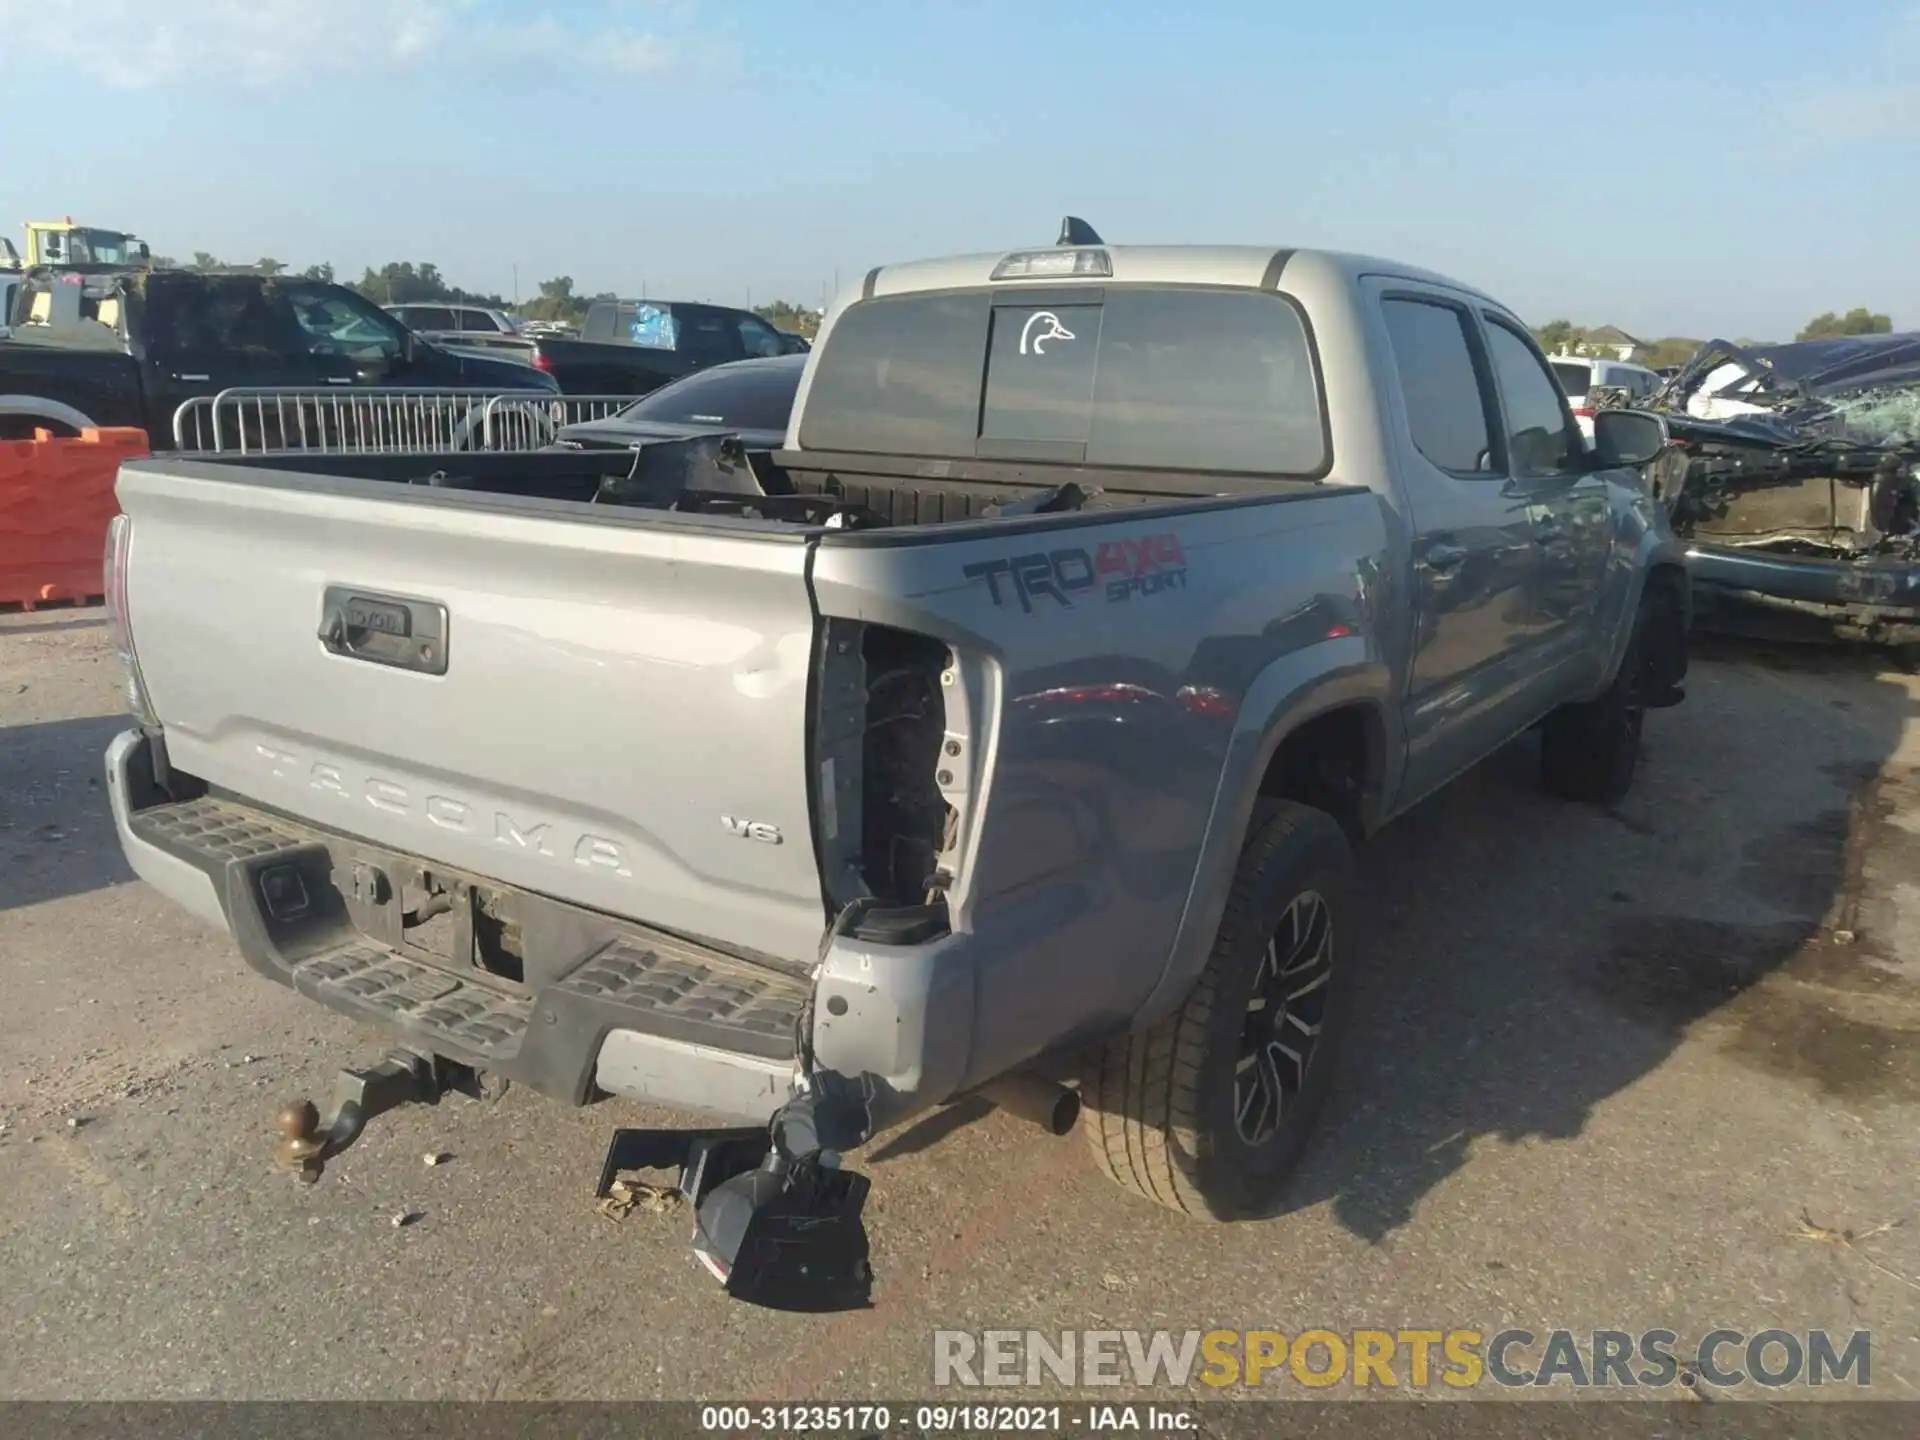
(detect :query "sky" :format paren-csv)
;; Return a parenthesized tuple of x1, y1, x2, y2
(3, 0, 1917, 340)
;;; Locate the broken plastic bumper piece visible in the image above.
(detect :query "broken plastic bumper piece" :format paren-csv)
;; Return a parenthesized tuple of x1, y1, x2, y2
(597, 1077, 875, 1312)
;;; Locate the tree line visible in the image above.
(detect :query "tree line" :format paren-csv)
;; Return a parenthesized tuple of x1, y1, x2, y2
(148, 254, 822, 338)
(1532, 308, 1895, 367)
(144, 254, 1888, 353)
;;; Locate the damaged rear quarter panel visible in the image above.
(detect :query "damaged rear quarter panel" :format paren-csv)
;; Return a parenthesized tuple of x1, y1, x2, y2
(807, 488, 1391, 1089)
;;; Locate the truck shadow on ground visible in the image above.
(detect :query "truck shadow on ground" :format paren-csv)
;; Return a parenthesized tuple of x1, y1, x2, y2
(0, 714, 134, 912)
(1273, 639, 1919, 1243)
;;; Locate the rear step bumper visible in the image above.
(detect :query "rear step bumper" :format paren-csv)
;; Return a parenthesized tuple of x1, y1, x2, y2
(104, 731, 807, 1121)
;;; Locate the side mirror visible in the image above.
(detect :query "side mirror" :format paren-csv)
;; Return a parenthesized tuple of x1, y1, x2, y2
(1591, 409, 1668, 469)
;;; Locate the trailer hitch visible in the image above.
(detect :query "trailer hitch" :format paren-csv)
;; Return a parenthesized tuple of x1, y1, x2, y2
(275, 1050, 472, 1182)
(597, 1074, 875, 1312)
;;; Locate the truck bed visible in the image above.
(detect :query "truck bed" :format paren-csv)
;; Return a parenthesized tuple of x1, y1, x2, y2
(200, 440, 1323, 529)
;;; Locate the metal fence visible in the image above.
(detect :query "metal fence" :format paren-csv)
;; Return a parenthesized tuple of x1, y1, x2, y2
(477, 392, 635, 452)
(170, 389, 641, 456)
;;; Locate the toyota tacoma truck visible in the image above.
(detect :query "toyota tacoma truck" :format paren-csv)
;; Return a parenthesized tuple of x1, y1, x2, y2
(103, 226, 1688, 1279)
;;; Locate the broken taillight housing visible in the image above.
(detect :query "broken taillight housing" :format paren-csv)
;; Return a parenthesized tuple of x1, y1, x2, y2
(103, 513, 158, 725)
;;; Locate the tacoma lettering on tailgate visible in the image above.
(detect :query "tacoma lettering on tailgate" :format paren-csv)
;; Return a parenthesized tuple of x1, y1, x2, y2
(252, 743, 635, 877)
(965, 533, 1188, 613)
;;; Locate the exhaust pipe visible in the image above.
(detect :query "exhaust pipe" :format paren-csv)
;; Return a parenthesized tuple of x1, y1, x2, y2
(981, 1073, 1081, 1136)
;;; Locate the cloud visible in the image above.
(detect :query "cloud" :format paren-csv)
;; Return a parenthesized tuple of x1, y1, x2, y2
(0, 0, 691, 88)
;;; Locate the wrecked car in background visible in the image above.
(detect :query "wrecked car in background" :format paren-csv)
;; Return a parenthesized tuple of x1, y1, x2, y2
(1617, 334, 1920, 655)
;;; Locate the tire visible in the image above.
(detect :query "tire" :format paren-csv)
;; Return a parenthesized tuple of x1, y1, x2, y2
(1539, 586, 1670, 806)
(1083, 801, 1356, 1219)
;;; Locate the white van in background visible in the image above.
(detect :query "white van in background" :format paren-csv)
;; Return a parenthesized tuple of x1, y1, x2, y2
(1549, 355, 1664, 438)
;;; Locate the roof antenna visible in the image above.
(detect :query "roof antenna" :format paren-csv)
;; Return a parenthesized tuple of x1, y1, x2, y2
(1057, 216, 1103, 247)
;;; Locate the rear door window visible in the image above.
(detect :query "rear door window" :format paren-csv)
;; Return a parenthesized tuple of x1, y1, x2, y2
(456, 309, 502, 333)
(1381, 297, 1495, 475)
(801, 287, 1326, 475)
(143, 275, 299, 360)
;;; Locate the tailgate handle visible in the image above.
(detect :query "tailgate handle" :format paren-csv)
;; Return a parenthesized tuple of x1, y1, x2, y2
(318, 588, 450, 676)
(318, 607, 349, 650)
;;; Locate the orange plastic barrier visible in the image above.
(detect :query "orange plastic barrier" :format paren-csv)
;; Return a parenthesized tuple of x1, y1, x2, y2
(0, 427, 148, 609)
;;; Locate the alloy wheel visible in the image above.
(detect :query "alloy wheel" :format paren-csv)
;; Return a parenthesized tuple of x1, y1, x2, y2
(1234, 890, 1334, 1145)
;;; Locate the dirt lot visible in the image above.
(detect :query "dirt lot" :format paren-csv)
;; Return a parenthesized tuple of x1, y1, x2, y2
(2, 610, 1916, 1403)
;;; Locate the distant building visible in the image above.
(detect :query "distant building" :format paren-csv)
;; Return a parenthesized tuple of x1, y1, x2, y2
(1577, 325, 1650, 363)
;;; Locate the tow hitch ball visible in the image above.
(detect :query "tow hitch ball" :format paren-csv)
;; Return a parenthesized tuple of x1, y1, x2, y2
(276, 1050, 474, 1182)
(598, 1075, 877, 1313)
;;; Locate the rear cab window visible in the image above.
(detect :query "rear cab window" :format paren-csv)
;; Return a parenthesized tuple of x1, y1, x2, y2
(583, 301, 689, 350)
(581, 303, 619, 343)
(799, 286, 1327, 476)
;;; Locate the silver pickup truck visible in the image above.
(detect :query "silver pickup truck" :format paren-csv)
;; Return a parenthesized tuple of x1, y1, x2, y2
(104, 233, 1689, 1281)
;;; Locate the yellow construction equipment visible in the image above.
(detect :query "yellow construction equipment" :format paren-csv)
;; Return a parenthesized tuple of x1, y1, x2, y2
(0, 218, 151, 270)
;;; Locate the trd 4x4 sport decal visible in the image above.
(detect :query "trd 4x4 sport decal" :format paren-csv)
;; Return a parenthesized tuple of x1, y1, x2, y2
(964, 534, 1189, 613)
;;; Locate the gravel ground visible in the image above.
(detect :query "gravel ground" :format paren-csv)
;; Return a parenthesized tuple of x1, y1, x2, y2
(1, 609, 1916, 1405)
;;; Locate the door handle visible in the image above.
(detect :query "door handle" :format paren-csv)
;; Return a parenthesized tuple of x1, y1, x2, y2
(1420, 542, 1469, 574)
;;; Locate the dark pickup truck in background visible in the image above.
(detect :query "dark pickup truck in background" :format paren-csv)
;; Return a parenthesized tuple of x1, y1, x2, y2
(0, 268, 554, 444)
(526, 297, 792, 396)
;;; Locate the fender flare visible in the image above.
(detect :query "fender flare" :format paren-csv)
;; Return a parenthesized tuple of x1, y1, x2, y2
(1132, 636, 1395, 1029)
(1596, 533, 1692, 692)
(0, 394, 102, 433)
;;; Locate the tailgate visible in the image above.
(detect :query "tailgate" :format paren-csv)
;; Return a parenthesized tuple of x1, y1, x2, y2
(117, 461, 826, 964)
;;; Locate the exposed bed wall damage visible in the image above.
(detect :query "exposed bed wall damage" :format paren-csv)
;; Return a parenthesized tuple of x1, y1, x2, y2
(811, 621, 960, 920)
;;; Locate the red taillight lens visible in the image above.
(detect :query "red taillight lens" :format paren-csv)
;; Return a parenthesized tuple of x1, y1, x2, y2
(531, 349, 554, 373)
(1574, 406, 1595, 418)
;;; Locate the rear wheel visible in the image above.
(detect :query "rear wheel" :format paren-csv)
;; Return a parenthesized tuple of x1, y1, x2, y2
(1083, 801, 1356, 1219)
